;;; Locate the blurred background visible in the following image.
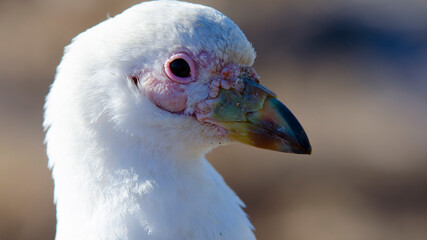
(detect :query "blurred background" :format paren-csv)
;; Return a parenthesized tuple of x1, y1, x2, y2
(1, 0, 426, 239)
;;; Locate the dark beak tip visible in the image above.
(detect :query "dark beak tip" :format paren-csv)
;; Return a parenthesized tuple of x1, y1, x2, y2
(301, 140, 312, 155)
(304, 145, 312, 155)
(289, 136, 311, 155)
(293, 144, 312, 155)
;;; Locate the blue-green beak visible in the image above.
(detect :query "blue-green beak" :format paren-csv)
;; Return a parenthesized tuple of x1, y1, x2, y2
(208, 76, 311, 154)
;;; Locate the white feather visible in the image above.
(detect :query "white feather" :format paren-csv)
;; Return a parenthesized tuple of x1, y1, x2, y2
(44, 1, 256, 239)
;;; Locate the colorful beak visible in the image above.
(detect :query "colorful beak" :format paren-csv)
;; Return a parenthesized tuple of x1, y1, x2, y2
(208, 76, 311, 154)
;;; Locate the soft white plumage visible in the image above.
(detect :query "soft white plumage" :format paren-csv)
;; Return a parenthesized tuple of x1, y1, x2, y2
(44, 1, 310, 239)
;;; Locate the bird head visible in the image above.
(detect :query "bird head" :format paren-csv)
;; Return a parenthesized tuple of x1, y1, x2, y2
(45, 1, 310, 157)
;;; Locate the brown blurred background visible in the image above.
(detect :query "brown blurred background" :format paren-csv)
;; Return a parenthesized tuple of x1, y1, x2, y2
(1, 0, 426, 239)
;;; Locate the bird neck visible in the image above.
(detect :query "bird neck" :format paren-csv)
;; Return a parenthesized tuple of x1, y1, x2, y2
(51, 125, 255, 239)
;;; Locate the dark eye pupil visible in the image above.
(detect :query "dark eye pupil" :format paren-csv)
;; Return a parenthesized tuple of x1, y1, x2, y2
(170, 59, 191, 78)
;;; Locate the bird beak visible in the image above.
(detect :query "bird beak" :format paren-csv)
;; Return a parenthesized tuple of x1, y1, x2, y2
(207, 76, 311, 154)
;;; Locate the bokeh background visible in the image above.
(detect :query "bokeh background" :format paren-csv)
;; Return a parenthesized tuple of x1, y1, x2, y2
(1, 0, 426, 239)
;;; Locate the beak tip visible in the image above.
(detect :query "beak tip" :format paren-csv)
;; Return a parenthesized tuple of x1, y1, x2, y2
(292, 143, 312, 155)
(288, 129, 311, 155)
(304, 145, 312, 155)
(301, 139, 312, 155)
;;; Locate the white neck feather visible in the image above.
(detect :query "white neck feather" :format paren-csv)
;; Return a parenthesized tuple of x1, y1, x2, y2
(47, 115, 255, 240)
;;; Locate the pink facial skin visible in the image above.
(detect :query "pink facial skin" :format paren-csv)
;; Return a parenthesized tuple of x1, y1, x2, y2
(134, 51, 259, 134)
(148, 78, 188, 113)
(136, 52, 197, 113)
(136, 70, 188, 113)
(164, 53, 197, 84)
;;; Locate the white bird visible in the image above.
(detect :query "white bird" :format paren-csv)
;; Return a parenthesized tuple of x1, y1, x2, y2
(43, 1, 311, 239)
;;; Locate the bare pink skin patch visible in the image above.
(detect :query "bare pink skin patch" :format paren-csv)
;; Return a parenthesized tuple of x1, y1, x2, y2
(164, 53, 197, 84)
(141, 72, 188, 113)
(133, 50, 259, 137)
(136, 52, 199, 113)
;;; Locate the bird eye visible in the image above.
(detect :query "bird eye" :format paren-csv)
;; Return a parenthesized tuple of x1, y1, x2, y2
(170, 59, 191, 78)
(164, 53, 196, 84)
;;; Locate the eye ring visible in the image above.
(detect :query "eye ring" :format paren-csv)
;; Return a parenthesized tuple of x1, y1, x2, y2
(164, 53, 196, 84)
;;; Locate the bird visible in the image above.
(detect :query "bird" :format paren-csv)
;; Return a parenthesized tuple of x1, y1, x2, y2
(43, 1, 311, 239)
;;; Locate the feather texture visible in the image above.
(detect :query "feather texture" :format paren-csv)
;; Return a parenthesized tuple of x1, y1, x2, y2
(44, 1, 257, 239)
